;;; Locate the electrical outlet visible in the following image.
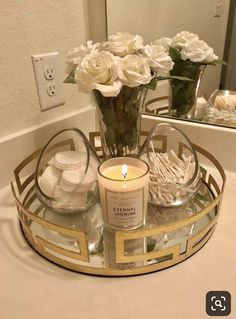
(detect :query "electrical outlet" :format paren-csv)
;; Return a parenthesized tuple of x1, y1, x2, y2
(47, 83, 56, 96)
(44, 66, 54, 80)
(31, 52, 65, 111)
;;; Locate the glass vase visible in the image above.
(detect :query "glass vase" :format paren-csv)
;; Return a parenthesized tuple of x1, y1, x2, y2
(93, 86, 147, 159)
(169, 62, 205, 119)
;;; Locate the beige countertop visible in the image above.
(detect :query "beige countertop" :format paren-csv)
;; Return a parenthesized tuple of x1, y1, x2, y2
(0, 169, 235, 319)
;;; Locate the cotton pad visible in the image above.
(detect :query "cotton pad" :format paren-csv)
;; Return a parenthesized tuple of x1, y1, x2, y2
(59, 164, 97, 192)
(39, 165, 61, 196)
(54, 151, 88, 170)
(81, 164, 97, 185)
(52, 185, 88, 209)
(59, 168, 84, 192)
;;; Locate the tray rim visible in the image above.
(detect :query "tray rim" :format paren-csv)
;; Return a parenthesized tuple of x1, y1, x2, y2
(11, 133, 226, 276)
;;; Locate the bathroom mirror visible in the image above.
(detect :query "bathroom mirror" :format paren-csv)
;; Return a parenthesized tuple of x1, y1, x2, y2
(94, 0, 236, 129)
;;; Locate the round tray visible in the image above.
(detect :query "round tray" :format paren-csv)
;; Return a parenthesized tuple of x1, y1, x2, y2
(11, 132, 226, 276)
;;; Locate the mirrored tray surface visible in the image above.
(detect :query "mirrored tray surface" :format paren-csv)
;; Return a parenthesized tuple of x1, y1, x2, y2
(11, 136, 225, 276)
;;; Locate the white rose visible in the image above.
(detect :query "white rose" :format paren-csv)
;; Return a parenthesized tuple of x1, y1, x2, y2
(153, 37, 172, 51)
(75, 51, 122, 97)
(181, 39, 218, 63)
(172, 31, 199, 49)
(65, 41, 100, 74)
(118, 54, 152, 87)
(142, 44, 174, 76)
(102, 32, 144, 57)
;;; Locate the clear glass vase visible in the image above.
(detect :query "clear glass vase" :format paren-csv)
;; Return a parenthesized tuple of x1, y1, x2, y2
(94, 86, 148, 159)
(169, 62, 205, 119)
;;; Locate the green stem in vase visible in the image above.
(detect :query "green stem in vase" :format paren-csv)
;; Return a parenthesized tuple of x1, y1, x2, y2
(94, 86, 146, 158)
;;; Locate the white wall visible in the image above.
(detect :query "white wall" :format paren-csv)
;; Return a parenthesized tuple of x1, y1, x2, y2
(0, 0, 92, 138)
(107, 0, 230, 97)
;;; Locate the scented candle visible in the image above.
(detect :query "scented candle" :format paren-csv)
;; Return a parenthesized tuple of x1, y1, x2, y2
(98, 157, 149, 230)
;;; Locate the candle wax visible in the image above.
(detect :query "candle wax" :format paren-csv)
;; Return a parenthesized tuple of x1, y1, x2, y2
(102, 165, 144, 180)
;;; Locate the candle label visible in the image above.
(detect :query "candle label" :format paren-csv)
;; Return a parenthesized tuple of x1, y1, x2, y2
(105, 189, 144, 228)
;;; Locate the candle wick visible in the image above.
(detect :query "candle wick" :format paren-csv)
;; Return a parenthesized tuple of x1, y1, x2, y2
(122, 164, 128, 178)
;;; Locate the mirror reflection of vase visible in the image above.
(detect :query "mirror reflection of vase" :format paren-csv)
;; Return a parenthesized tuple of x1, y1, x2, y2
(169, 64, 206, 119)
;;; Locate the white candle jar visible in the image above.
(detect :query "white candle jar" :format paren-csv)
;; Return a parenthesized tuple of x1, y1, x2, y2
(98, 157, 149, 230)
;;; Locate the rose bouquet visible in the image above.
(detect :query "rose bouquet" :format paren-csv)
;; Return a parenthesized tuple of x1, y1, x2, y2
(64, 32, 176, 96)
(154, 31, 225, 118)
(64, 32, 179, 157)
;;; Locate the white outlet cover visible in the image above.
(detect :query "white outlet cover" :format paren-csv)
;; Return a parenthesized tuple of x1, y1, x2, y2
(32, 52, 65, 111)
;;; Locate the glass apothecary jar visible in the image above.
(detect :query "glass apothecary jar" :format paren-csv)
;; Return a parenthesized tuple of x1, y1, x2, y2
(35, 128, 100, 214)
(140, 123, 201, 207)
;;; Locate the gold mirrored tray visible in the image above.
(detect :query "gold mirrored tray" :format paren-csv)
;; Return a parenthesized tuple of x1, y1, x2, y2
(11, 133, 226, 276)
